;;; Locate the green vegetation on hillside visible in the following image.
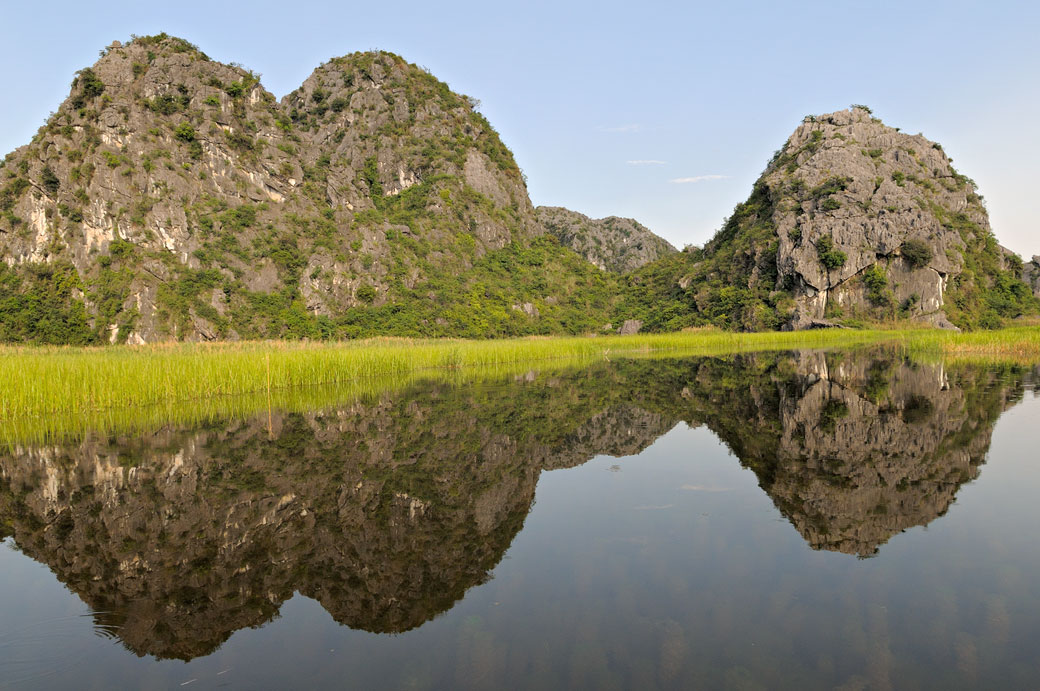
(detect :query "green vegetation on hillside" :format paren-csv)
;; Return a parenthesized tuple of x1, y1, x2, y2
(1, 43, 1037, 344)
(3, 327, 1038, 446)
(929, 201, 1039, 329)
(2, 37, 578, 344)
(617, 182, 794, 331)
(159, 228, 618, 340)
(0, 262, 93, 344)
(335, 235, 619, 338)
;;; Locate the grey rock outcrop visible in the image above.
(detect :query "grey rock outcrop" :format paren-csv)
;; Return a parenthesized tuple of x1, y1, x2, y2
(536, 206, 676, 272)
(619, 318, 642, 334)
(640, 106, 1038, 331)
(0, 35, 563, 342)
(1024, 255, 1040, 298)
(768, 109, 979, 327)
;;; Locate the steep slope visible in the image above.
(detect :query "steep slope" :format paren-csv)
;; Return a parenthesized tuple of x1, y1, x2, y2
(0, 35, 617, 343)
(536, 205, 676, 272)
(619, 107, 1038, 331)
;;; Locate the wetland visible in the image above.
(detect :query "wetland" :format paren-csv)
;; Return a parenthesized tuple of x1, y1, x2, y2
(1, 345, 1039, 688)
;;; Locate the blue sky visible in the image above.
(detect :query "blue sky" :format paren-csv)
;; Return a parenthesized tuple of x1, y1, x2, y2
(2, 0, 1037, 255)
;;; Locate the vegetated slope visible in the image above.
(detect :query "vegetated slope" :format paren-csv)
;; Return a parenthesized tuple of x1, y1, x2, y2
(0, 34, 617, 343)
(618, 107, 1039, 331)
(536, 205, 676, 273)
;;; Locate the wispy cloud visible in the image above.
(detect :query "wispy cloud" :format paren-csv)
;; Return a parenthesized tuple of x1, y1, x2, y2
(669, 174, 729, 184)
(680, 484, 732, 492)
(599, 124, 640, 133)
(627, 159, 667, 166)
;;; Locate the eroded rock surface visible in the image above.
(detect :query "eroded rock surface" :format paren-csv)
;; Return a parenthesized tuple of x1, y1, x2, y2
(625, 107, 1038, 331)
(536, 206, 676, 273)
(1, 35, 626, 342)
(770, 109, 970, 327)
(1024, 255, 1040, 297)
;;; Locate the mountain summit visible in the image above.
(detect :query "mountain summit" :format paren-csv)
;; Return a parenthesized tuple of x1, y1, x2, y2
(620, 107, 1038, 331)
(0, 34, 625, 342)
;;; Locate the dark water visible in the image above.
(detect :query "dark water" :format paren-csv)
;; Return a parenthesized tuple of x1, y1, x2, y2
(1, 350, 1039, 689)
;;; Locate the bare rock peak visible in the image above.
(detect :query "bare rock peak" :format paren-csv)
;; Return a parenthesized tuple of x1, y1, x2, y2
(630, 104, 1038, 331)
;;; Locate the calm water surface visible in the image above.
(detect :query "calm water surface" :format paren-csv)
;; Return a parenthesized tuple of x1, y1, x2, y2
(1, 350, 1038, 689)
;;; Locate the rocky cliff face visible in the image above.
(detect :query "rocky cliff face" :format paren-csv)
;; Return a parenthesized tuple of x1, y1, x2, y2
(0, 34, 619, 342)
(769, 109, 971, 329)
(1024, 255, 1040, 298)
(536, 206, 676, 272)
(621, 107, 1038, 331)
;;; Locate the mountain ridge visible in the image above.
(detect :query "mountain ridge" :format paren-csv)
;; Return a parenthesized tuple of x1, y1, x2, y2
(0, 34, 625, 342)
(0, 38, 1034, 342)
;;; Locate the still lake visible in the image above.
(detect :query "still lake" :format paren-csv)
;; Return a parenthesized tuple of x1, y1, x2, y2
(1, 349, 1038, 689)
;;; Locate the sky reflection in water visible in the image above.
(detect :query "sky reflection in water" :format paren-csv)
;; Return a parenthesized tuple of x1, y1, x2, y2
(1, 349, 1038, 689)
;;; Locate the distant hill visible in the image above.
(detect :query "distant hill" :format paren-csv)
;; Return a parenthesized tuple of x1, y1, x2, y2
(618, 107, 1039, 331)
(536, 206, 675, 273)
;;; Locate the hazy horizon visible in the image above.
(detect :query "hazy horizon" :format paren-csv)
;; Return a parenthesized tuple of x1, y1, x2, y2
(2, 0, 1036, 257)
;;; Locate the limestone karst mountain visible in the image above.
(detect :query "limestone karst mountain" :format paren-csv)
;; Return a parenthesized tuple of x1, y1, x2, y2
(536, 206, 676, 273)
(0, 34, 619, 343)
(1, 44, 1035, 342)
(618, 107, 1039, 331)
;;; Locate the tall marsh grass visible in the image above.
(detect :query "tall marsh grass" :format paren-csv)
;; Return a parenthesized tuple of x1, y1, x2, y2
(0, 330, 893, 418)
(902, 325, 1040, 363)
(1, 326, 1037, 445)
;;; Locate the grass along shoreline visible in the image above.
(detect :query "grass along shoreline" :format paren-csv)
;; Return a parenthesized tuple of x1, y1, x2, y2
(1, 327, 1038, 429)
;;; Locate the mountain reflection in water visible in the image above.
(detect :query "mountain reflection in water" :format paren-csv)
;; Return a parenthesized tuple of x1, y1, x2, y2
(0, 349, 1034, 662)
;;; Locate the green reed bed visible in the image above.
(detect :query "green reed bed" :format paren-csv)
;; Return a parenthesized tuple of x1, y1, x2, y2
(903, 325, 1040, 363)
(0, 370, 437, 448)
(0, 330, 895, 422)
(2, 327, 1038, 445)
